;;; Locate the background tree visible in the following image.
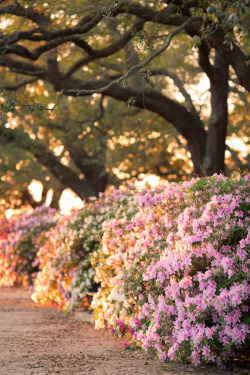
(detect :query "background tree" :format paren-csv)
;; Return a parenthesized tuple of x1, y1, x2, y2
(0, 0, 249, 206)
(0, 79, 193, 215)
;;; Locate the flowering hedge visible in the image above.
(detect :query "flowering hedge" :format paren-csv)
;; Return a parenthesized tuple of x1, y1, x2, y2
(92, 174, 250, 367)
(31, 188, 139, 310)
(0, 205, 57, 286)
(0, 174, 249, 367)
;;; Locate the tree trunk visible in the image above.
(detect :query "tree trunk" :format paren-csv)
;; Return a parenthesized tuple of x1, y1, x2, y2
(50, 188, 64, 209)
(204, 52, 229, 175)
(67, 144, 109, 197)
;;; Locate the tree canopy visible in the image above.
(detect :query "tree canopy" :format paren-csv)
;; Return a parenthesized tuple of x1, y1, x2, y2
(0, 0, 249, 212)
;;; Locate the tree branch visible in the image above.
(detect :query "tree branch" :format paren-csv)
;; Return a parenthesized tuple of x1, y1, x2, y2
(149, 68, 199, 116)
(198, 41, 216, 81)
(226, 144, 250, 171)
(113, 2, 199, 32)
(0, 2, 51, 28)
(2, 2, 248, 91)
(0, 56, 46, 77)
(62, 15, 200, 96)
(2, 77, 38, 90)
(63, 18, 145, 79)
(0, 28, 41, 47)
(207, 27, 250, 91)
(0, 3, 104, 44)
(95, 59, 124, 73)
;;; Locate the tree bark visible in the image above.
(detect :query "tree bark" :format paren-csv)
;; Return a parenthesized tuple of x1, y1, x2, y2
(50, 188, 64, 209)
(203, 52, 229, 175)
(67, 144, 109, 196)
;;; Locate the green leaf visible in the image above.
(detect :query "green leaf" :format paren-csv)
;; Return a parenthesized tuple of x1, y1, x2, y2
(207, 6, 217, 13)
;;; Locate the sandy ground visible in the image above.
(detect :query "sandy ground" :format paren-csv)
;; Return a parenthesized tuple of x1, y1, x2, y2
(0, 287, 249, 375)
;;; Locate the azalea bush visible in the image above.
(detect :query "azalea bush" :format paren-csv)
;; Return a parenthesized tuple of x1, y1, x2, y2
(92, 174, 250, 367)
(32, 208, 98, 309)
(0, 205, 57, 286)
(32, 188, 139, 310)
(91, 188, 160, 328)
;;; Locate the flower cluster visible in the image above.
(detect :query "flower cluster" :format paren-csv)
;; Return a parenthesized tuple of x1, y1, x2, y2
(32, 187, 139, 310)
(0, 205, 57, 286)
(93, 174, 250, 366)
(31, 214, 71, 306)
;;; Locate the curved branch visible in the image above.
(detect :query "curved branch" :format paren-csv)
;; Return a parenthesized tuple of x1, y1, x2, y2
(198, 41, 216, 81)
(226, 144, 250, 171)
(149, 68, 198, 116)
(0, 3, 51, 29)
(2, 77, 38, 90)
(0, 2, 197, 41)
(95, 59, 124, 73)
(63, 18, 145, 79)
(0, 56, 46, 77)
(62, 56, 93, 79)
(0, 3, 104, 37)
(73, 18, 145, 57)
(2, 1, 248, 92)
(62, 16, 200, 96)
(208, 29, 250, 91)
(113, 2, 199, 32)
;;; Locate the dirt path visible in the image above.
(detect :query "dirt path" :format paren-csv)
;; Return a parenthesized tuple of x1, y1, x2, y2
(0, 287, 248, 375)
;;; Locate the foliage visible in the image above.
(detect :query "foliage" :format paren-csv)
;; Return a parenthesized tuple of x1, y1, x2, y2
(201, 0, 249, 42)
(0, 86, 46, 115)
